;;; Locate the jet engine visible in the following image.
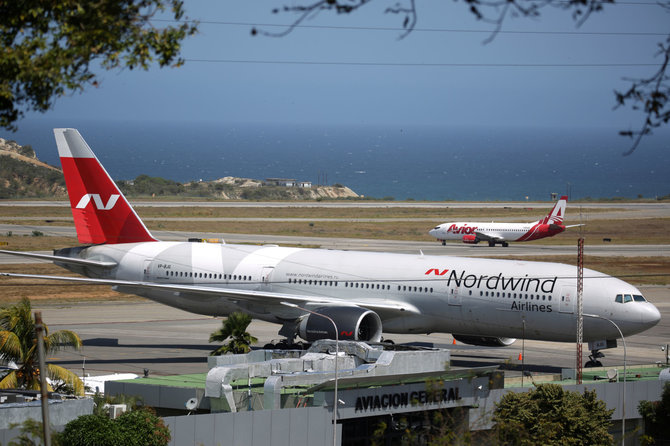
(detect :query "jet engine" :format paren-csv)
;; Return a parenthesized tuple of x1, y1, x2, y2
(452, 334, 516, 347)
(298, 306, 383, 343)
(462, 234, 479, 244)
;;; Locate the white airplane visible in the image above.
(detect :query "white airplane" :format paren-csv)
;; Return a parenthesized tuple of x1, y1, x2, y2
(0, 129, 660, 366)
(429, 196, 582, 247)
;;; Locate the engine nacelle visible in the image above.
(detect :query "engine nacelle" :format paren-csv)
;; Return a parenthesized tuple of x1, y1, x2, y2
(462, 234, 478, 244)
(298, 306, 383, 343)
(452, 334, 516, 347)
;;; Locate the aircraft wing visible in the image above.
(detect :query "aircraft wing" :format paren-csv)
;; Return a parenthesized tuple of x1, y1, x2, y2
(473, 231, 503, 243)
(0, 272, 420, 317)
(565, 224, 585, 228)
(0, 249, 117, 268)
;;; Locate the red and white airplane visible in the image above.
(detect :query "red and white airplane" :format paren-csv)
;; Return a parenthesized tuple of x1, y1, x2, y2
(429, 196, 581, 247)
(0, 129, 659, 365)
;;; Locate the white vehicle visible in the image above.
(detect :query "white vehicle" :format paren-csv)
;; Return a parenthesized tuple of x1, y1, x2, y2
(429, 196, 581, 247)
(0, 129, 660, 366)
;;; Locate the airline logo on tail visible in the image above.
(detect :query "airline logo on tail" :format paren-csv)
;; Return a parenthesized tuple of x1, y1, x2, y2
(55, 128, 156, 245)
(75, 194, 120, 210)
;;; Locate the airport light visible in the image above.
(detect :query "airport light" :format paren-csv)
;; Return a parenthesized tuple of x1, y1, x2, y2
(281, 302, 339, 446)
(584, 313, 626, 446)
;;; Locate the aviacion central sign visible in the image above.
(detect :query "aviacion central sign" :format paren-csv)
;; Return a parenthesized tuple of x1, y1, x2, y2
(354, 387, 461, 413)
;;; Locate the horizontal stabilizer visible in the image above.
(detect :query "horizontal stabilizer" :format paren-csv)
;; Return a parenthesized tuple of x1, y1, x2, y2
(0, 250, 117, 268)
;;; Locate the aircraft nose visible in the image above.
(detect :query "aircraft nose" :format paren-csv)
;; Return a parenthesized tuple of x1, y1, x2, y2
(641, 303, 662, 327)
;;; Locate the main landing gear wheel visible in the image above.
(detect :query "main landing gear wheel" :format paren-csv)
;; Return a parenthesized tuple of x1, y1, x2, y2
(502, 242, 509, 247)
(585, 360, 603, 368)
(585, 348, 605, 367)
(442, 240, 446, 246)
(488, 241, 495, 247)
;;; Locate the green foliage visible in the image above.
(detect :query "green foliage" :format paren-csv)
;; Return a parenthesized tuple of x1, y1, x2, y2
(59, 414, 122, 446)
(0, 297, 84, 395)
(638, 382, 670, 443)
(1, 0, 197, 130)
(59, 408, 170, 446)
(117, 174, 186, 196)
(0, 155, 65, 198)
(209, 312, 258, 355)
(8, 418, 62, 446)
(117, 409, 171, 446)
(92, 391, 144, 417)
(493, 383, 614, 446)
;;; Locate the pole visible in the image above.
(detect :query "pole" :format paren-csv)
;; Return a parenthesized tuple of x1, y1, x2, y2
(585, 314, 626, 446)
(521, 318, 526, 388)
(34, 312, 51, 446)
(576, 238, 584, 384)
(281, 302, 339, 446)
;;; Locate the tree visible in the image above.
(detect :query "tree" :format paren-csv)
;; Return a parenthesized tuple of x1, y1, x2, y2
(116, 408, 171, 446)
(0, 0, 197, 131)
(493, 383, 614, 445)
(0, 297, 84, 395)
(209, 312, 258, 355)
(257, 0, 670, 155)
(638, 381, 670, 444)
(59, 414, 123, 446)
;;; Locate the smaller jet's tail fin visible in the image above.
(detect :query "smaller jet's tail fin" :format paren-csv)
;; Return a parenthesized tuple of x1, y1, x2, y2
(540, 195, 568, 225)
(55, 128, 157, 244)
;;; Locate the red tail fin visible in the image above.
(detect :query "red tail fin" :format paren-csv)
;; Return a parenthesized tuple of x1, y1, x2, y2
(54, 128, 156, 244)
(540, 195, 568, 225)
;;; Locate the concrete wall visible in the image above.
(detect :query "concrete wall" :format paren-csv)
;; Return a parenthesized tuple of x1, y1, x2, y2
(0, 399, 94, 444)
(163, 406, 336, 446)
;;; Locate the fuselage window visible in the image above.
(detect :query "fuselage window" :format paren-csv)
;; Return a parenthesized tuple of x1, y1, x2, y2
(468, 290, 472, 295)
(430, 288, 434, 293)
(479, 291, 483, 296)
(355, 283, 359, 288)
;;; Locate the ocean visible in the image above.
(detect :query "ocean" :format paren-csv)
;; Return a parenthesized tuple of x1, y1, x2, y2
(7, 119, 670, 201)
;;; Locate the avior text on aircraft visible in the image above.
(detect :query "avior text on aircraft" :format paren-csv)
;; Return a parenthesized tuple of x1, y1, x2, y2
(429, 196, 582, 247)
(0, 129, 660, 367)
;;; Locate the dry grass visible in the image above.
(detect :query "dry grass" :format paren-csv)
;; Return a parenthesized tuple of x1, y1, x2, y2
(0, 204, 614, 220)
(0, 263, 135, 305)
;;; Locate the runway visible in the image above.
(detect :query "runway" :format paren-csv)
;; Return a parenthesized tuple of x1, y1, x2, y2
(1, 223, 669, 258)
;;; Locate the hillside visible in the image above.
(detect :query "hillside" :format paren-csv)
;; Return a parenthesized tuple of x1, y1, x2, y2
(0, 138, 66, 198)
(0, 138, 359, 200)
(117, 175, 359, 200)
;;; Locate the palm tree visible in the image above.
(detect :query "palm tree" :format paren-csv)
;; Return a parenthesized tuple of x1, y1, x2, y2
(209, 312, 258, 355)
(0, 297, 84, 395)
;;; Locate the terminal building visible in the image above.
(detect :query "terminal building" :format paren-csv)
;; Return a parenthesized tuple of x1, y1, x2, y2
(100, 340, 668, 446)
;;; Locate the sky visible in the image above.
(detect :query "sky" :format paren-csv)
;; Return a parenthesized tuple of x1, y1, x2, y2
(12, 1, 670, 133)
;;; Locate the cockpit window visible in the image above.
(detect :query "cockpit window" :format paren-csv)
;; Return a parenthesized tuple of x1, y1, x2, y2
(434, 226, 441, 230)
(616, 293, 647, 303)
